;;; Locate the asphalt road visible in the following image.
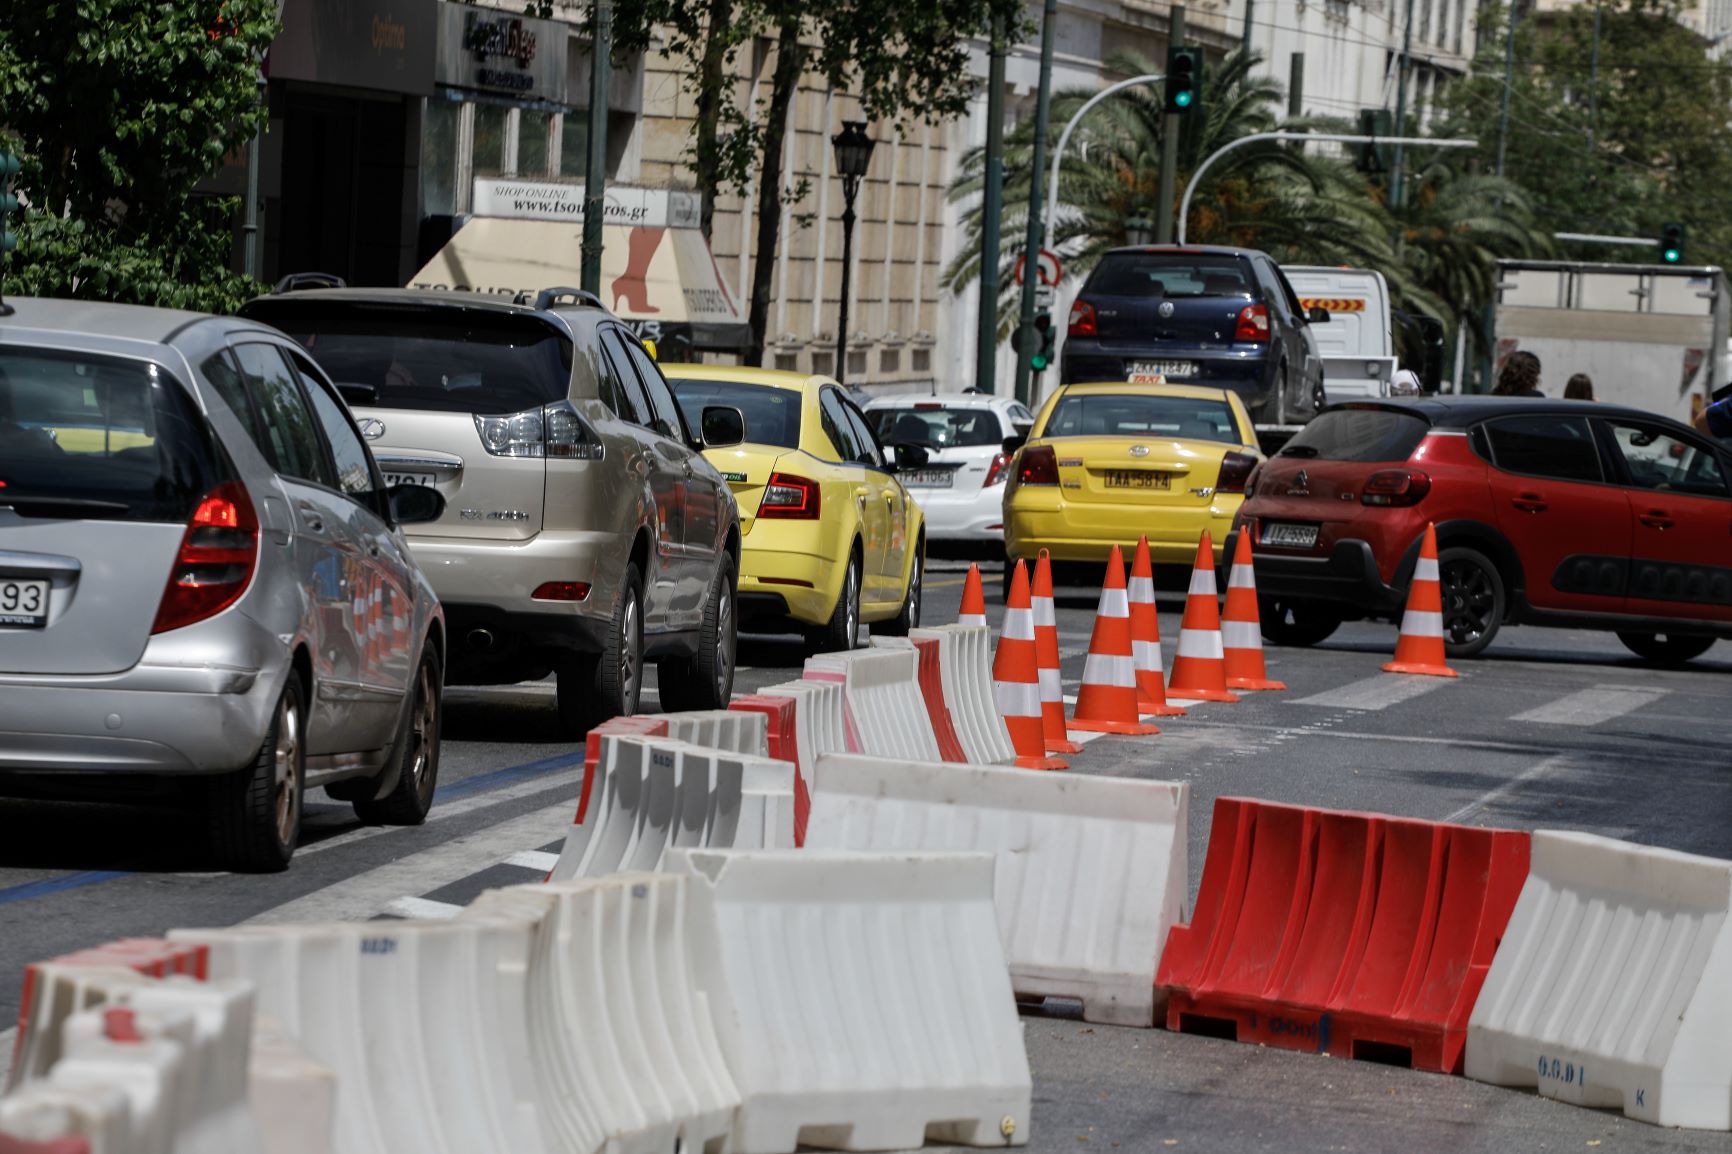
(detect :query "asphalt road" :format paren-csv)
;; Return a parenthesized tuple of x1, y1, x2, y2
(2, 554, 1729, 1152)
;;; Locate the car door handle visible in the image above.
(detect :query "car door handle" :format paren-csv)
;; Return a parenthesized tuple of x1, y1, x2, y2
(1510, 493, 1547, 513)
(296, 503, 325, 533)
(1639, 509, 1675, 529)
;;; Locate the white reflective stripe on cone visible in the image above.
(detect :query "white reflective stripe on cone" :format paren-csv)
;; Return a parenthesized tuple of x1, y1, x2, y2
(960, 613, 987, 628)
(1096, 587, 1130, 617)
(1033, 598, 1056, 628)
(1228, 564, 1257, 590)
(1128, 576, 1156, 602)
(1222, 620, 1263, 650)
(1003, 609, 1035, 642)
(1081, 652, 1137, 689)
(1187, 567, 1218, 596)
(1413, 555, 1440, 583)
(1132, 638, 1164, 673)
(1176, 628, 1225, 660)
(994, 679, 1043, 718)
(1400, 609, 1444, 639)
(1037, 667, 1062, 701)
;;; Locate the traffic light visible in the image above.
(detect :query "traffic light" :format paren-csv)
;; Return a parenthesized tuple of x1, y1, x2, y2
(1029, 311, 1055, 372)
(1165, 46, 1202, 115)
(1660, 222, 1685, 264)
(0, 148, 19, 255)
(1356, 109, 1392, 174)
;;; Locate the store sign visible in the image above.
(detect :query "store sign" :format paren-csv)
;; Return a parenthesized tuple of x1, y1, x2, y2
(471, 180, 701, 229)
(269, 0, 436, 95)
(434, 3, 565, 103)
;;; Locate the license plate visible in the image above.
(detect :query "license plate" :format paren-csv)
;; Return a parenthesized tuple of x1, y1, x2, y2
(904, 468, 954, 488)
(383, 471, 436, 489)
(1128, 360, 1197, 379)
(0, 579, 50, 627)
(1103, 470, 1172, 490)
(1261, 522, 1319, 548)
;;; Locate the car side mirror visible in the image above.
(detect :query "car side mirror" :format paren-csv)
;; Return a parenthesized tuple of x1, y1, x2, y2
(338, 382, 379, 407)
(1307, 306, 1331, 325)
(388, 483, 446, 525)
(1002, 433, 1028, 454)
(700, 404, 745, 448)
(893, 442, 930, 470)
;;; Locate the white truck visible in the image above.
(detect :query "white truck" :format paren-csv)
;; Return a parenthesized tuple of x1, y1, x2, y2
(1493, 259, 1730, 421)
(1280, 265, 1408, 403)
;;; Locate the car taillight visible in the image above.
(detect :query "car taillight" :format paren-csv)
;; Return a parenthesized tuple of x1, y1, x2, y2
(1362, 469, 1432, 506)
(1234, 303, 1270, 342)
(1216, 451, 1260, 494)
(533, 581, 592, 601)
(760, 472, 821, 519)
(1017, 445, 1059, 485)
(1242, 462, 1264, 497)
(1068, 300, 1098, 337)
(474, 401, 604, 459)
(983, 452, 1011, 487)
(151, 481, 259, 635)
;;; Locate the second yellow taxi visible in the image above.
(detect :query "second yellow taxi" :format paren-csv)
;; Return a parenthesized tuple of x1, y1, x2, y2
(1003, 380, 1263, 585)
(663, 365, 926, 651)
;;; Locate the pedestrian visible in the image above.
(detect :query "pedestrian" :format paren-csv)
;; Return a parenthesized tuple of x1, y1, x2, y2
(1694, 394, 1732, 440)
(1563, 373, 1594, 401)
(1491, 350, 1544, 397)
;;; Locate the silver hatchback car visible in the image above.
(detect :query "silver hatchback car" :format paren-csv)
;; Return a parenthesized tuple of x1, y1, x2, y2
(0, 299, 447, 871)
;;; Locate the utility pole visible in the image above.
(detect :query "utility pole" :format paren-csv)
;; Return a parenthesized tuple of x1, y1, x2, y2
(1288, 53, 1304, 119)
(1587, 0, 1602, 153)
(1154, 4, 1186, 244)
(976, 18, 1008, 395)
(1389, 0, 1416, 209)
(243, 74, 265, 279)
(1496, 0, 1517, 177)
(1242, 0, 1255, 55)
(1013, 0, 1060, 407)
(580, 0, 612, 297)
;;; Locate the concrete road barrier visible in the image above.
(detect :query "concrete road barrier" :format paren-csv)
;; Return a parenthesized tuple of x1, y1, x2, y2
(1465, 831, 1732, 1130)
(803, 650, 941, 763)
(912, 626, 1017, 766)
(805, 754, 1188, 1027)
(669, 848, 1032, 1152)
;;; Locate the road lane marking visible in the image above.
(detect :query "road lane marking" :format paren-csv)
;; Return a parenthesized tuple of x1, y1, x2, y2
(1512, 685, 1668, 726)
(503, 849, 559, 872)
(1443, 753, 1573, 825)
(381, 896, 463, 920)
(1289, 674, 1452, 711)
(296, 771, 578, 859)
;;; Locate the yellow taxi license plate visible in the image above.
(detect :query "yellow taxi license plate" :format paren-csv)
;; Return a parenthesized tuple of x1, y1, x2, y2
(1103, 471, 1172, 490)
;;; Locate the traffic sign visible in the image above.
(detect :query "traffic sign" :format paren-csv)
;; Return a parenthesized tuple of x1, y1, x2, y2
(1015, 249, 1063, 287)
(1034, 284, 1055, 309)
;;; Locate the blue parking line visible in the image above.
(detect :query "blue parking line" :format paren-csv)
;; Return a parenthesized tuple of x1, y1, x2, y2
(0, 870, 129, 908)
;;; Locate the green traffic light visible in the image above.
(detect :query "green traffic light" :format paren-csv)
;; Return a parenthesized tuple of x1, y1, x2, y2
(1174, 91, 1193, 108)
(1030, 354, 1049, 371)
(1664, 248, 1681, 263)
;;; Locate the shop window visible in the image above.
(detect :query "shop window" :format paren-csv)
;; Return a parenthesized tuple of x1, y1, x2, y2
(422, 99, 460, 216)
(473, 103, 509, 178)
(560, 114, 590, 179)
(520, 110, 553, 178)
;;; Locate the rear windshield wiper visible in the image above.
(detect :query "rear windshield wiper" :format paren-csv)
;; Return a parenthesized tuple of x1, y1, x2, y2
(1277, 444, 1319, 458)
(0, 495, 134, 516)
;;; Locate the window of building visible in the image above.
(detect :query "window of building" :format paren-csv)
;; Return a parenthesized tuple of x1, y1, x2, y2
(472, 103, 509, 178)
(847, 349, 867, 378)
(879, 348, 900, 375)
(774, 352, 799, 372)
(422, 99, 461, 216)
(560, 113, 591, 179)
(911, 348, 931, 374)
(811, 352, 835, 377)
(520, 109, 553, 179)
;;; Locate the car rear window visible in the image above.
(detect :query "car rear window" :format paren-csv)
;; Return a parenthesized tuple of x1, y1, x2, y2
(1045, 393, 1241, 444)
(868, 406, 1003, 448)
(1085, 253, 1253, 298)
(0, 348, 227, 522)
(1279, 407, 1428, 462)
(241, 301, 573, 416)
(667, 378, 802, 449)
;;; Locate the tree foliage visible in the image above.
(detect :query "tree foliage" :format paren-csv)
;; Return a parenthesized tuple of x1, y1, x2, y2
(0, 0, 280, 309)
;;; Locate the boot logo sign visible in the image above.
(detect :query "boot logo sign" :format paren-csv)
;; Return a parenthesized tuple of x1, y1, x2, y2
(1287, 469, 1310, 496)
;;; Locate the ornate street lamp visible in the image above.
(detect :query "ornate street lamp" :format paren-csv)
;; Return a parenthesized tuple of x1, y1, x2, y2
(1124, 212, 1154, 247)
(831, 120, 875, 389)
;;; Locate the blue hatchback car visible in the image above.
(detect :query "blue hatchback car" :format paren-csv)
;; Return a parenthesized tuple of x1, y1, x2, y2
(1058, 244, 1328, 425)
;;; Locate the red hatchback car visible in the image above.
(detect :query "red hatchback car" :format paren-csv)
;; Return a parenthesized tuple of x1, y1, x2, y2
(1232, 398, 1732, 660)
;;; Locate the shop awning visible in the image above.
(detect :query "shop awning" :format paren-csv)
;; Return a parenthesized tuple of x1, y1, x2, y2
(408, 217, 751, 355)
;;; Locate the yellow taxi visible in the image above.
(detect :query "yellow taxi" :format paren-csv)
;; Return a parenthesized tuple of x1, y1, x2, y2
(662, 365, 926, 650)
(1003, 380, 1262, 582)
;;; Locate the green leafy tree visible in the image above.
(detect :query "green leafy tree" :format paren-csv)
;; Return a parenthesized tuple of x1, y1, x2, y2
(0, 0, 280, 310)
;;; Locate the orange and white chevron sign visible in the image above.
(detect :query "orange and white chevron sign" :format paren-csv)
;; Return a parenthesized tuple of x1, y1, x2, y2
(1299, 297, 1367, 313)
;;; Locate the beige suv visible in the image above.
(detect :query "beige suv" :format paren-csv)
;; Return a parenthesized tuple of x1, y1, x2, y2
(241, 286, 742, 736)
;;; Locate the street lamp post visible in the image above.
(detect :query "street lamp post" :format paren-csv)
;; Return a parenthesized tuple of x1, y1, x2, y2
(831, 120, 875, 390)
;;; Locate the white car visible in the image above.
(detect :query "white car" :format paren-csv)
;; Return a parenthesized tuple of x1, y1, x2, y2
(864, 393, 1034, 542)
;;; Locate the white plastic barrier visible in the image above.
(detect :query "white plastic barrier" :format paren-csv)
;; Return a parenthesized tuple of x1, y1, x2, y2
(806, 754, 1187, 1027)
(169, 919, 547, 1154)
(0, 1078, 132, 1152)
(9, 964, 144, 1090)
(660, 710, 768, 757)
(1465, 832, 1732, 1130)
(911, 625, 1017, 766)
(462, 875, 739, 1154)
(803, 650, 941, 763)
(552, 736, 796, 881)
(759, 680, 850, 796)
(668, 848, 1032, 1152)
(248, 1017, 337, 1154)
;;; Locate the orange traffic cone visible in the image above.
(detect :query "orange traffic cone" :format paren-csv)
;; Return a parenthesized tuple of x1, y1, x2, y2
(1222, 531, 1286, 691)
(993, 561, 1068, 770)
(959, 563, 988, 628)
(1129, 536, 1187, 717)
(1069, 545, 1161, 735)
(1032, 550, 1084, 753)
(1383, 524, 1459, 678)
(1166, 532, 1241, 704)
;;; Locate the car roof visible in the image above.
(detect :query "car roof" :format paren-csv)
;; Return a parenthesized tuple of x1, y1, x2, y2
(1327, 395, 1689, 430)
(1056, 380, 1242, 403)
(1096, 244, 1263, 260)
(0, 297, 226, 345)
(658, 363, 834, 393)
(863, 392, 1019, 409)
(240, 287, 614, 329)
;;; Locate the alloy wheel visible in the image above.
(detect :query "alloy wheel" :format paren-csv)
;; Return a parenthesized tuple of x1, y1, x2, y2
(272, 697, 302, 846)
(621, 591, 641, 708)
(714, 580, 734, 700)
(1440, 559, 1497, 647)
(408, 660, 438, 792)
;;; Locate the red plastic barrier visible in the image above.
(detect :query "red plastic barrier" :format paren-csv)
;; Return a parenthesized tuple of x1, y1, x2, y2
(730, 694, 808, 845)
(0, 1135, 90, 1154)
(575, 715, 668, 824)
(912, 637, 969, 764)
(1155, 797, 1530, 1073)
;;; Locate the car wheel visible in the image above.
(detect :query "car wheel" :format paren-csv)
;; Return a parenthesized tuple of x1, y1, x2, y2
(595, 561, 645, 718)
(661, 552, 738, 710)
(878, 539, 923, 637)
(1437, 546, 1505, 658)
(1259, 597, 1343, 648)
(1616, 631, 1716, 664)
(808, 549, 862, 653)
(208, 676, 304, 873)
(353, 647, 442, 826)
